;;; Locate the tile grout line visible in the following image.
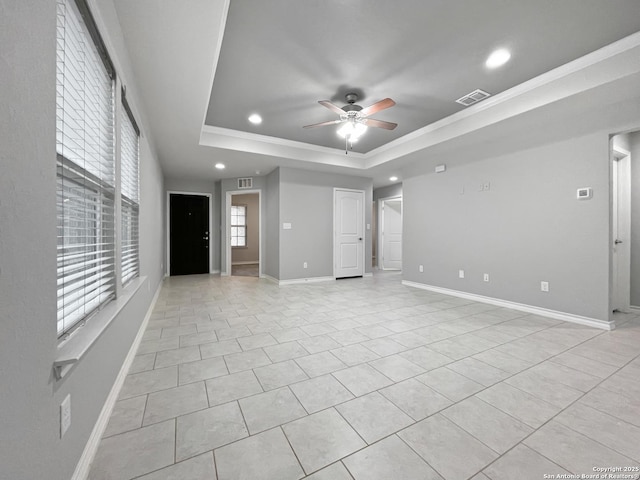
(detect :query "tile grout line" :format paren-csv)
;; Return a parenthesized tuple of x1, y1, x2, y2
(458, 341, 640, 477)
(100, 275, 640, 479)
(278, 425, 308, 476)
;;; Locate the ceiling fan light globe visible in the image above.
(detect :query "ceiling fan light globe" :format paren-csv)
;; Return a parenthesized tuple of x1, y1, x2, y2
(337, 122, 367, 139)
(354, 123, 367, 137)
(337, 122, 354, 138)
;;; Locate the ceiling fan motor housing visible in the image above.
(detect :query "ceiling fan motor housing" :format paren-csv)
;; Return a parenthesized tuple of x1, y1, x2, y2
(342, 93, 363, 112)
(342, 104, 362, 112)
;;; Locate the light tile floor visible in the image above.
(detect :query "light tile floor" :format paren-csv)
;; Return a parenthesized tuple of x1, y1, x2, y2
(90, 272, 640, 480)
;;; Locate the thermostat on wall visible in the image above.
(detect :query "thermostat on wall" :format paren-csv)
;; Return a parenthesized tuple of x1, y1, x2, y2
(576, 187, 592, 200)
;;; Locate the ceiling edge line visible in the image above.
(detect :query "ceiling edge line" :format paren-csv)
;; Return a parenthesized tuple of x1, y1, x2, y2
(198, 0, 231, 132)
(200, 125, 367, 159)
(199, 128, 367, 170)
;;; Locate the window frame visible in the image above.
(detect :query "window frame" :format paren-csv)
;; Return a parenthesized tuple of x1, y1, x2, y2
(230, 204, 247, 248)
(120, 91, 140, 286)
(56, 0, 117, 338)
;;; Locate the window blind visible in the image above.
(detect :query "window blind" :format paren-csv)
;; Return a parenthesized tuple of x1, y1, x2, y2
(120, 97, 140, 285)
(56, 0, 115, 337)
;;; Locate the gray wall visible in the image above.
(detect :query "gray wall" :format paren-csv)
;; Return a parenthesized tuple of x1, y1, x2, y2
(265, 169, 280, 279)
(373, 183, 403, 202)
(232, 193, 259, 264)
(165, 178, 221, 273)
(279, 167, 373, 281)
(220, 176, 268, 275)
(631, 131, 640, 307)
(403, 131, 611, 321)
(0, 2, 165, 479)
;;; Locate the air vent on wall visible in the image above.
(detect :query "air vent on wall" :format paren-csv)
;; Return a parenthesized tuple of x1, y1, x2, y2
(455, 89, 491, 107)
(238, 177, 253, 189)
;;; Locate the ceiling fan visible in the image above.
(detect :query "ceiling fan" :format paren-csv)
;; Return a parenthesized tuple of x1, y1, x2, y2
(303, 93, 397, 152)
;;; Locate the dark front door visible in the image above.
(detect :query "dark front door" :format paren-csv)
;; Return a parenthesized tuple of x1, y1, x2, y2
(170, 194, 209, 275)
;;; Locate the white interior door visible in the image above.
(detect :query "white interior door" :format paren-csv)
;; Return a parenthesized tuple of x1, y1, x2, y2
(381, 198, 402, 270)
(612, 151, 631, 312)
(335, 189, 364, 278)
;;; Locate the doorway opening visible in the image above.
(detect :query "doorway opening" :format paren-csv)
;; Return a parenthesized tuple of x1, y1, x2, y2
(379, 196, 402, 270)
(167, 192, 211, 276)
(610, 133, 633, 317)
(226, 191, 261, 278)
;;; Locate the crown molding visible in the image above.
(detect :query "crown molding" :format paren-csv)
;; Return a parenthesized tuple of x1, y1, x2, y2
(200, 31, 640, 173)
(200, 125, 366, 169)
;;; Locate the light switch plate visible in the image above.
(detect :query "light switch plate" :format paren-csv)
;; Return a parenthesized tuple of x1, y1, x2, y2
(576, 187, 592, 200)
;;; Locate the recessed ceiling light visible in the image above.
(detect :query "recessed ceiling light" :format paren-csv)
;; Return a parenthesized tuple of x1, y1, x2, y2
(215, 163, 225, 170)
(389, 176, 398, 182)
(485, 48, 511, 69)
(248, 113, 262, 125)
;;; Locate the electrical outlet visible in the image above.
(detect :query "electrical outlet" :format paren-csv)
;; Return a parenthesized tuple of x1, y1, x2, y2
(419, 265, 424, 273)
(541, 281, 549, 292)
(483, 273, 489, 282)
(459, 269, 465, 279)
(303, 262, 308, 269)
(60, 394, 71, 438)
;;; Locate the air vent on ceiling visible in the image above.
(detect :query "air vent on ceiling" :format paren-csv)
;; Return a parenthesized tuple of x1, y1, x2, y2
(238, 177, 253, 189)
(455, 89, 491, 107)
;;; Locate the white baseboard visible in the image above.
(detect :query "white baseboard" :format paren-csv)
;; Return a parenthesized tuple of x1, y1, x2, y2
(630, 305, 640, 313)
(231, 261, 259, 266)
(363, 272, 373, 277)
(279, 276, 335, 286)
(261, 274, 335, 286)
(261, 274, 279, 284)
(263, 275, 336, 286)
(210, 269, 220, 274)
(71, 280, 163, 480)
(402, 280, 614, 331)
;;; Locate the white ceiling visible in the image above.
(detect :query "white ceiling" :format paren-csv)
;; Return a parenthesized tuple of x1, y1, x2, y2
(113, 0, 640, 187)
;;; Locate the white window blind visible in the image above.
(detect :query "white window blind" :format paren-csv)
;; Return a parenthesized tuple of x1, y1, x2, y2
(56, 0, 115, 337)
(120, 98, 140, 285)
(230, 205, 247, 247)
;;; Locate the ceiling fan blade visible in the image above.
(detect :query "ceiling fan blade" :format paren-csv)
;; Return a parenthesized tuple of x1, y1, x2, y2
(363, 118, 398, 130)
(359, 98, 396, 117)
(318, 100, 346, 115)
(303, 119, 343, 129)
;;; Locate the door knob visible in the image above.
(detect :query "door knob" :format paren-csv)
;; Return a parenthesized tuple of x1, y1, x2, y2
(359, 237, 363, 241)
(615, 239, 623, 244)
